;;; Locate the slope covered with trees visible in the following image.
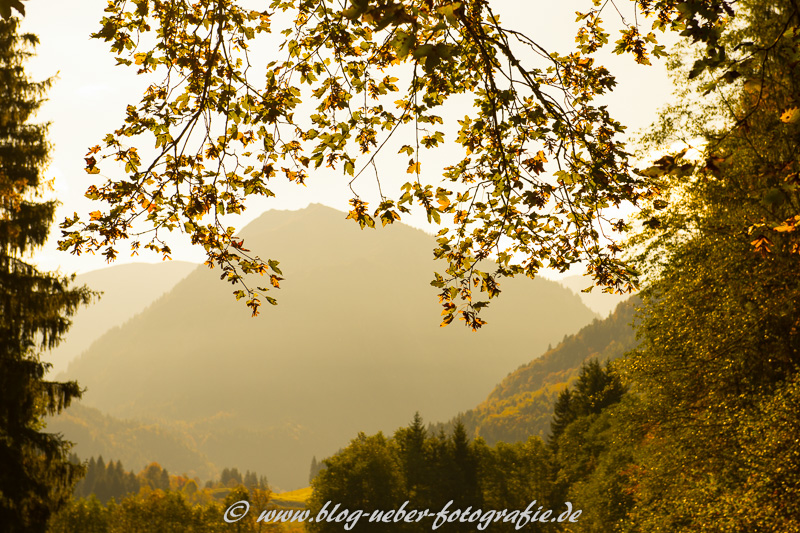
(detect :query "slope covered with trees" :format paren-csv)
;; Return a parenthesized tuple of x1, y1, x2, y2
(46, 404, 218, 481)
(435, 298, 637, 444)
(614, 0, 800, 527)
(491, 0, 800, 529)
(48, 262, 196, 376)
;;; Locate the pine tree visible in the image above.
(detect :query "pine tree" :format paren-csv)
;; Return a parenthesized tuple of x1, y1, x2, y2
(395, 412, 428, 506)
(93, 456, 108, 503)
(548, 388, 575, 448)
(308, 457, 318, 485)
(572, 359, 626, 416)
(449, 421, 481, 511)
(220, 466, 243, 487)
(0, 17, 93, 532)
(243, 470, 257, 490)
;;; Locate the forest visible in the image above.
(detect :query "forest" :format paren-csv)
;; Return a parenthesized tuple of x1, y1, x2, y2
(1, 0, 799, 531)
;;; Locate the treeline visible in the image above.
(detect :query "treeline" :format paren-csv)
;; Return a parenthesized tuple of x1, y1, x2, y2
(308, 361, 621, 532)
(72, 455, 140, 504)
(51, 458, 276, 532)
(210, 467, 269, 491)
(47, 486, 288, 533)
(70, 455, 269, 503)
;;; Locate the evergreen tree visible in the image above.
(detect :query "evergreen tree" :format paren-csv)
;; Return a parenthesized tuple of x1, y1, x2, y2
(549, 360, 626, 449)
(446, 421, 482, 524)
(243, 470, 257, 490)
(572, 360, 627, 417)
(93, 456, 108, 503)
(308, 457, 317, 485)
(548, 388, 575, 449)
(0, 17, 92, 532)
(75, 457, 98, 499)
(123, 469, 139, 497)
(394, 413, 428, 507)
(107, 461, 126, 503)
(220, 466, 242, 488)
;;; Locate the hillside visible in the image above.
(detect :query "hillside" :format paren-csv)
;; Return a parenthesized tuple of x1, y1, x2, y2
(47, 404, 217, 480)
(47, 262, 196, 375)
(437, 297, 638, 445)
(57, 204, 598, 489)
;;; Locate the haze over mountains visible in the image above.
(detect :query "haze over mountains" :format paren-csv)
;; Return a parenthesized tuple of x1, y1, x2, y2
(53, 204, 599, 489)
(557, 274, 630, 317)
(48, 262, 196, 375)
(435, 298, 638, 445)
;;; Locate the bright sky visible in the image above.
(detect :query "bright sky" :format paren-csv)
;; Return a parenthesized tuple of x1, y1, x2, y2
(19, 0, 677, 277)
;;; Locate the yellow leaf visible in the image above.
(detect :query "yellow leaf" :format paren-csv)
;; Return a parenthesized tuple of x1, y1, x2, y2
(744, 80, 761, 93)
(780, 107, 800, 124)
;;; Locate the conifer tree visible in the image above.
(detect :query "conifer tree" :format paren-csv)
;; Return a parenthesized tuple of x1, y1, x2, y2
(395, 412, 428, 507)
(448, 421, 481, 511)
(0, 17, 92, 532)
(308, 456, 318, 485)
(548, 388, 575, 449)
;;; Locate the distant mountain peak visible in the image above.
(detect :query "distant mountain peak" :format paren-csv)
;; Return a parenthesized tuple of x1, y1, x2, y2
(58, 205, 599, 489)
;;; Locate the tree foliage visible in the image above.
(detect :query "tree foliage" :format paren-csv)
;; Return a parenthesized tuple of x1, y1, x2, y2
(0, 0, 25, 21)
(50, 465, 279, 533)
(55, 0, 741, 325)
(616, 0, 800, 529)
(73, 456, 140, 504)
(0, 18, 93, 532)
(308, 414, 552, 533)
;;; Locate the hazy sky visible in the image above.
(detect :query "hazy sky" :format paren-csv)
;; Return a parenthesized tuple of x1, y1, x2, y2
(19, 0, 677, 276)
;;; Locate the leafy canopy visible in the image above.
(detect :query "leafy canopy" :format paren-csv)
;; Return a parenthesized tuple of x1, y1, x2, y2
(614, 0, 800, 528)
(58, 0, 733, 326)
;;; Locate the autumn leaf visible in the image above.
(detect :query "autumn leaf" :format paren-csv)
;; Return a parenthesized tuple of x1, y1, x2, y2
(780, 107, 800, 124)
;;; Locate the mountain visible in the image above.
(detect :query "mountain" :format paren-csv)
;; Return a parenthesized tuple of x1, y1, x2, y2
(436, 297, 638, 445)
(47, 261, 196, 375)
(59, 204, 598, 490)
(47, 403, 217, 480)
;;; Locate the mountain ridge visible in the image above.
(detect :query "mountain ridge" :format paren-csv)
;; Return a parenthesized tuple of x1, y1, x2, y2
(46, 261, 197, 375)
(58, 204, 599, 489)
